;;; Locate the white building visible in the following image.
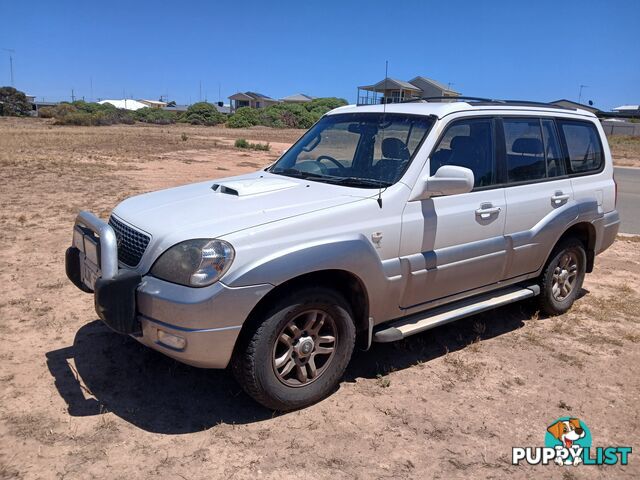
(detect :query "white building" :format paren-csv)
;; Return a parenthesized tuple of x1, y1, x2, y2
(98, 99, 148, 111)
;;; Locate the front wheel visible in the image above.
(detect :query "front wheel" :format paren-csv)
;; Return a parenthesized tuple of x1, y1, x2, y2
(538, 238, 587, 316)
(231, 287, 356, 411)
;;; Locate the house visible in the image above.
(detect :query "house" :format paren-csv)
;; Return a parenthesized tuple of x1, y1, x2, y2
(31, 100, 58, 116)
(281, 93, 315, 104)
(139, 99, 168, 109)
(613, 105, 640, 114)
(551, 99, 601, 115)
(24, 95, 59, 116)
(608, 105, 640, 120)
(228, 92, 279, 112)
(357, 75, 459, 104)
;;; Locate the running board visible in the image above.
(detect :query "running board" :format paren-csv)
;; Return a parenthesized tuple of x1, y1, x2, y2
(373, 284, 540, 343)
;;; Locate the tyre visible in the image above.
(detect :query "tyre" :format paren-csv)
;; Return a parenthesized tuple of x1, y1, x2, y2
(231, 287, 356, 411)
(538, 238, 587, 316)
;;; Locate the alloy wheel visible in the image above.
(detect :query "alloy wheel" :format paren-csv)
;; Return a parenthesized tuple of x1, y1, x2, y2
(552, 251, 579, 301)
(272, 309, 338, 387)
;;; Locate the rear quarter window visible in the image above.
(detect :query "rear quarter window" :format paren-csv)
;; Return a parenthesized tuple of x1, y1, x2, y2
(558, 120, 603, 173)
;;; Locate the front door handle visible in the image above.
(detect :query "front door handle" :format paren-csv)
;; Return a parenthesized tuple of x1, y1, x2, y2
(475, 203, 501, 219)
(551, 191, 570, 206)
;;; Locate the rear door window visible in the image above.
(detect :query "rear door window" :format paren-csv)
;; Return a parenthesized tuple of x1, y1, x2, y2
(557, 120, 603, 173)
(503, 118, 546, 182)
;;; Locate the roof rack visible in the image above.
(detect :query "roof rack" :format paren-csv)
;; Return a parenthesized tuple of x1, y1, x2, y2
(401, 96, 494, 103)
(401, 96, 575, 110)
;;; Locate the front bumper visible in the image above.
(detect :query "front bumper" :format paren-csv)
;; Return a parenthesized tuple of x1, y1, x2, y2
(65, 210, 273, 368)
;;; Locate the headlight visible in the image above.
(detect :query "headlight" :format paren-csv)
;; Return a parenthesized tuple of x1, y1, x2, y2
(150, 239, 234, 287)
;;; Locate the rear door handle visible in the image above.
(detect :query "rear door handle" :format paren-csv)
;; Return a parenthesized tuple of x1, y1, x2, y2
(551, 191, 570, 205)
(475, 203, 501, 219)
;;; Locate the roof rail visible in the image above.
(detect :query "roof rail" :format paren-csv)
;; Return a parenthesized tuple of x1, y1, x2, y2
(402, 96, 575, 110)
(475, 99, 575, 110)
(401, 96, 495, 104)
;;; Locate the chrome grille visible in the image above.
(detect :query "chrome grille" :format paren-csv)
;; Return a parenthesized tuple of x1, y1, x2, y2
(108, 216, 150, 267)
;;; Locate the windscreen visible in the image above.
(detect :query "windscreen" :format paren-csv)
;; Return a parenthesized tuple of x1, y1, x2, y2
(270, 112, 434, 187)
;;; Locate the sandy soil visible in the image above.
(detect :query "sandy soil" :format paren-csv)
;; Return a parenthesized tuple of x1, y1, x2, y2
(0, 118, 639, 479)
(608, 135, 640, 168)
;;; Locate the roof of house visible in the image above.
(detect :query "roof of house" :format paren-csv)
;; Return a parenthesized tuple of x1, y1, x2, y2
(229, 91, 276, 101)
(98, 99, 148, 111)
(281, 93, 315, 102)
(408, 76, 460, 95)
(613, 105, 640, 111)
(551, 99, 601, 113)
(359, 77, 421, 92)
(140, 99, 168, 107)
(246, 91, 273, 100)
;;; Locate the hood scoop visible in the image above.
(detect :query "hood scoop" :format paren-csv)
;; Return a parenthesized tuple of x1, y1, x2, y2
(211, 177, 299, 197)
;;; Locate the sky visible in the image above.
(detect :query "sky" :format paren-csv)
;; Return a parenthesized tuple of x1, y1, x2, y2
(2, 0, 639, 110)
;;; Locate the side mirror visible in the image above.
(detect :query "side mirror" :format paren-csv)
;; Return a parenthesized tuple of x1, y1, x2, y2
(412, 165, 475, 200)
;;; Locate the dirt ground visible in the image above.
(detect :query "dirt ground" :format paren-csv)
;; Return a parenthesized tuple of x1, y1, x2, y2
(608, 135, 640, 168)
(0, 117, 639, 479)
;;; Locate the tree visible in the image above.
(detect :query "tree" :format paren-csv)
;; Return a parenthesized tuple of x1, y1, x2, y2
(0, 86, 32, 116)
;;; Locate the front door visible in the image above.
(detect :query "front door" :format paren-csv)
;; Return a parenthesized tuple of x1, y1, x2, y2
(400, 117, 507, 308)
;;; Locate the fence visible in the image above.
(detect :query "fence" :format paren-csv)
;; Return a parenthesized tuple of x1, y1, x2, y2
(601, 121, 640, 137)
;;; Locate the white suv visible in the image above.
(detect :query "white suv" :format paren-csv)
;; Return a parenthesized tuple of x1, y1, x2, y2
(66, 98, 619, 410)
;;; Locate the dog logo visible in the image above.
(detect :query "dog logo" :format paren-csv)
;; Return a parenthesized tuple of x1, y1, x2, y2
(545, 418, 588, 465)
(547, 418, 586, 449)
(512, 416, 632, 467)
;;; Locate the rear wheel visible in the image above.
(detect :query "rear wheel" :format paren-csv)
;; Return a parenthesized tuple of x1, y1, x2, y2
(538, 238, 587, 316)
(232, 287, 356, 411)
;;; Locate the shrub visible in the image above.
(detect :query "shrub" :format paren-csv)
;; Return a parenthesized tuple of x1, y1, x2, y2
(179, 102, 225, 126)
(253, 142, 271, 151)
(226, 97, 347, 129)
(38, 106, 56, 118)
(227, 107, 260, 128)
(50, 102, 135, 126)
(0, 86, 32, 116)
(304, 97, 348, 113)
(234, 138, 270, 151)
(181, 133, 188, 141)
(55, 111, 94, 126)
(135, 107, 177, 124)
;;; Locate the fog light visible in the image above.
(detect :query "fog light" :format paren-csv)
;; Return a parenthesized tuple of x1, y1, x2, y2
(157, 329, 187, 350)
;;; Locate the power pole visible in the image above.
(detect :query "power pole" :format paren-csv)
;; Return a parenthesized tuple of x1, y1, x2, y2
(71, 88, 75, 102)
(2, 48, 15, 86)
(199, 80, 202, 102)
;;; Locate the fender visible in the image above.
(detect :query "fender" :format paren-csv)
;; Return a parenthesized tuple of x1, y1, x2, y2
(223, 234, 405, 321)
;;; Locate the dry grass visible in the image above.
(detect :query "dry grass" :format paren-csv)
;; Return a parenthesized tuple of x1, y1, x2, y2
(609, 135, 640, 167)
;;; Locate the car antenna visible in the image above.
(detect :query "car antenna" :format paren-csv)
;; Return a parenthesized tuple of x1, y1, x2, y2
(377, 60, 388, 209)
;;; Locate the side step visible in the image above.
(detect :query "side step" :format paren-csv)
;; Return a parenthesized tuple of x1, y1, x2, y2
(373, 284, 540, 343)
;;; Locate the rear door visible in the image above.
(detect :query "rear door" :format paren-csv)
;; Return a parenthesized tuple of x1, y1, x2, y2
(400, 117, 507, 308)
(502, 117, 574, 278)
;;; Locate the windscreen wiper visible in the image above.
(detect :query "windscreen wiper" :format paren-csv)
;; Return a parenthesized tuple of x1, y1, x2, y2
(271, 168, 325, 180)
(330, 177, 391, 188)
